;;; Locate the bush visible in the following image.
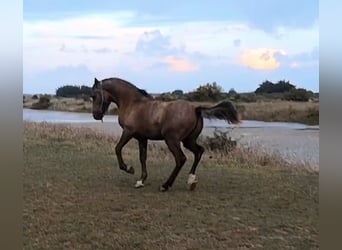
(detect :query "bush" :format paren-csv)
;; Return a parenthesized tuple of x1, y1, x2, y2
(255, 80, 296, 94)
(200, 128, 238, 153)
(283, 88, 311, 102)
(235, 93, 257, 102)
(155, 92, 174, 101)
(304, 107, 319, 125)
(56, 85, 92, 98)
(31, 95, 50, 110)
(186, 82, 224, 102)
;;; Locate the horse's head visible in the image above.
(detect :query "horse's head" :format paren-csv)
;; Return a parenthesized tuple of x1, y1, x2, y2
(91, 78, 112, 121)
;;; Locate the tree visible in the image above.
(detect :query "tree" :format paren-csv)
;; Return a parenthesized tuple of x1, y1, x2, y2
(227, 88, 238, 99)
(172, 89, 184, 96)
(56, 85, 92, 97)
(187, 82, 224, 102)
(255, 80, 296, 94)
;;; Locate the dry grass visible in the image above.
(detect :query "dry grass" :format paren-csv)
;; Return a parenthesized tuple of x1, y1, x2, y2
(240, 100, 319, 125)
(23, 122, 318, 249)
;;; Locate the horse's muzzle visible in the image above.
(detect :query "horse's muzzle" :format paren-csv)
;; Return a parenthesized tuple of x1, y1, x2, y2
(93, 112, 103, 120)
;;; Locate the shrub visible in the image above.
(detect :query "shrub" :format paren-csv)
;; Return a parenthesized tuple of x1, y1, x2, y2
(236, 93, 257, 102)
(283, 88, 311, 102)
(31, 95, 50, 110)
(200, 128, 238, 153)
(304, 107, 319, 125)
(186, 82, 225, 102)
(155, 92, 174, 101)
(56, 85, 92, 98)
(255, 80, 296, 94)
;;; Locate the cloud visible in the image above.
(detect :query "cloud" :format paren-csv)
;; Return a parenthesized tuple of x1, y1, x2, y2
(23, 9, 318, 93)
(233, 39, 241, 47)
(69, 35, 114, 40)
(240, 48, 287, 70)
(135, 30, 170, 55)
(135, 29, 185, 57)
(284, 47, 319, 69)
(59, 43, 75, 53)
(163, 56, 198, 72)
(290, 62, 300, 69)
(93, 48, 113, 54)
(236, 1, 318, 33)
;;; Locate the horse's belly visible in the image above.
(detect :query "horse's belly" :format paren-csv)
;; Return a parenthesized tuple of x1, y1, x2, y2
(136, 127, 163, 140)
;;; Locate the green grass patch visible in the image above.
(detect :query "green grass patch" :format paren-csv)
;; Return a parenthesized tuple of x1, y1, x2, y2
(23, 122, 318, 249)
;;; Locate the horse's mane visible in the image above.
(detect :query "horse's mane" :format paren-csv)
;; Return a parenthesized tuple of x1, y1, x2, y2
(137, 88, 151, 97)
(104, 77, 153, 99)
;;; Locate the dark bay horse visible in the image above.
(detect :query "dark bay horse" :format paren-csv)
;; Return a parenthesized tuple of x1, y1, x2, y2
(91, 77, 240, 191)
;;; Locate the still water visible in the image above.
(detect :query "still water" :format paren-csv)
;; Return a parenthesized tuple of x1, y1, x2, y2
(23, 108, 318, 130)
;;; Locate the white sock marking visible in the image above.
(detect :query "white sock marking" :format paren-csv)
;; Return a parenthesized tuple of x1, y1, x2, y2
(187, 174, 197, 185)
(135, 180, 144, 188)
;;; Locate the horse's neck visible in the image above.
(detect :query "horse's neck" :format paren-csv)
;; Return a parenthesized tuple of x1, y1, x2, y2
(115, 88, 144, 108)
(106, 81, 148, 108)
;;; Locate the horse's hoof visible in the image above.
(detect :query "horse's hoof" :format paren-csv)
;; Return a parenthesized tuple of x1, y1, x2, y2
(134, 180, 144, 188)
(127, 166, 135, 174)
(159, 185, 169, 192)
(189, 182, 197, 191)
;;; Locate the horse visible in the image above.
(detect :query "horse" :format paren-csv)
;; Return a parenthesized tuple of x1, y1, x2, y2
(91, 77, 240, 191)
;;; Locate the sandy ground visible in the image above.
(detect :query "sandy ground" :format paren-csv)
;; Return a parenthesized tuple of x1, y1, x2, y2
(64, 121, 319, 171)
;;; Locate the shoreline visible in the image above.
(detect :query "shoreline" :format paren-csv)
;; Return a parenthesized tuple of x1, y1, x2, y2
(61, 121, 319, 171)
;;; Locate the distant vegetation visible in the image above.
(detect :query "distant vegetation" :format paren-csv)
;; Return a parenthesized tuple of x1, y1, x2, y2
(56, 85, 92, 98)
(43, 79, 317, 103)
(255, 80, 296, 94)
(155, 79, 317, 103)
(30, 95, 51, 110)
(23, 79, 319, 124)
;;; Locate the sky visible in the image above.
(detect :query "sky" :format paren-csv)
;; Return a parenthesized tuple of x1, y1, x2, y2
(23, 0, 319, 94)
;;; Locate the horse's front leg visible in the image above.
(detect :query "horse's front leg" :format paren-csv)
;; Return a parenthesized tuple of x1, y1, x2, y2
(115, 129, 134, 174)
(134, 138, 148, 188)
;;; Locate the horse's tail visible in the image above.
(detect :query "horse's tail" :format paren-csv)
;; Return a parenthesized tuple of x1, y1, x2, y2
(195, 101, 241, 124)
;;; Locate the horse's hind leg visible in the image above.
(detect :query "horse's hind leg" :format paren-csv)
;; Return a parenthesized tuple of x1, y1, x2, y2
(183, 138, 204, 191)
(182, 117, 204, 190)
(134, 138, 148, 188)
(160, 137, 186, 192)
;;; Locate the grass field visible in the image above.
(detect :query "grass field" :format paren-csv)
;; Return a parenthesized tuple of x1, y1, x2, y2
(23, 122, 318, 249)
(240, 100, 319, 125)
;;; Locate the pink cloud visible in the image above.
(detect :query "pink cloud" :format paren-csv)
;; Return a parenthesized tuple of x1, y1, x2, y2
(163, 56, 199, 72)
(240, 48, 287, 70)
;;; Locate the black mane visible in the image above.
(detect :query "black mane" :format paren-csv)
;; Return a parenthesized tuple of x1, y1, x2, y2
(137, 88, 151, 98)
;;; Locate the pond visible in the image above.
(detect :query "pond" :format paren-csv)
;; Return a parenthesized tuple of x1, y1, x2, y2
(23, 108, 319, 130)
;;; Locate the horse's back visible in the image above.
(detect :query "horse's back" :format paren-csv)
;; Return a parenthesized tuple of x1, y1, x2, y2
(128, 99, 199, 140)
(161, 100, 200, 138)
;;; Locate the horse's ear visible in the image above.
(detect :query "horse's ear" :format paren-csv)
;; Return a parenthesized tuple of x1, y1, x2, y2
(93, 78, 100, 88)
